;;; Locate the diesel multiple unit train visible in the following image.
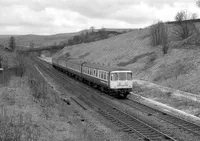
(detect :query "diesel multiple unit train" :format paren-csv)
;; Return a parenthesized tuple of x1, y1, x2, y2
(52, 56, 133, 98)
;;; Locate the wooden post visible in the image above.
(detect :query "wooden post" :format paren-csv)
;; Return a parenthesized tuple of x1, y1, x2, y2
(0, 56, 3, 71)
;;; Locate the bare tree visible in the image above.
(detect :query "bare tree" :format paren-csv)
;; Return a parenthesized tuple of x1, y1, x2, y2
(150, 21, 169, 54)
(90, 26, 95, 33)
(191, 13, 198, 19)
(173, 10, 198, 40)
(99, 27, 108, 39)
(150, 22, 168, 46)
(9, 36, 16, 51)
(29, 42, 34, 48)
(175, 11, 187, 21)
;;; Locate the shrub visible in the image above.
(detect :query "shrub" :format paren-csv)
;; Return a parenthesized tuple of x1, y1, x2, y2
(9, 36, 16, 52)
(0, 107, 40, 141)
(15, 52, 48, 100)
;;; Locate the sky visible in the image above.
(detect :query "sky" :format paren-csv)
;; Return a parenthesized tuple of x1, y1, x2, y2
(0, 0, 200, 35)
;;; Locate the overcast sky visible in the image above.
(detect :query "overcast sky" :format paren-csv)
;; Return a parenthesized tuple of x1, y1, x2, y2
(0, 0, 200, 35)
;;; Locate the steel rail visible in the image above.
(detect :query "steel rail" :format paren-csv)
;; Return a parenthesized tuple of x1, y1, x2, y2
(123, 99, 200, 137)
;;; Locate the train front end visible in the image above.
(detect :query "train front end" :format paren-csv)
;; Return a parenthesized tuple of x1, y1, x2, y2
(110, 70, 133, 97)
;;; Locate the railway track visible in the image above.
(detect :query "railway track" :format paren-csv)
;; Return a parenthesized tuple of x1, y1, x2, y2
(123, 98, 200, 137)
(35, 58, 200, 140)
(34, 58, 177, 141)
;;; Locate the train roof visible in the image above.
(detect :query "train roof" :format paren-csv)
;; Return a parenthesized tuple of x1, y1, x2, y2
(66, 58, 83, 65)
(83, 62, 130, 72)
(57, 57, 131, 72)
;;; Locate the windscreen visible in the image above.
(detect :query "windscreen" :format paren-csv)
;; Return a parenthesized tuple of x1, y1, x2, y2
(118, 72, 126, 81)
(111, 73, 118, 81)
(111, 72, 132, 81)
(127, 72, 132, 80)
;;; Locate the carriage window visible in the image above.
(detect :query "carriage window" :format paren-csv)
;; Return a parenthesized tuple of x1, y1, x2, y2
(91, 69, 93, 75)
(85, 67, 87, 74)
(103, 72, 106, 80)
(111, 73, 118, 81)
(127, 72, 132, 80)
(119, 72, 126, 81)
(89, 68, 92, 75)
(93, 69, 96, 76)
(101, 72, 103, 79)
(83, 67, 85, 73)
(96, 70, 98, 77)
(98, 71, 101, 78)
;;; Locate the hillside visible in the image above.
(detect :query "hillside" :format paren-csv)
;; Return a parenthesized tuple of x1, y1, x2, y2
(53, 24, 200, 95)
(0, 28, 131, 48)
(0, 33, 77, 48)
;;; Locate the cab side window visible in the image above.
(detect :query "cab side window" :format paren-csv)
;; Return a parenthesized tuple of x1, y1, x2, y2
(111, 73, 118, 81)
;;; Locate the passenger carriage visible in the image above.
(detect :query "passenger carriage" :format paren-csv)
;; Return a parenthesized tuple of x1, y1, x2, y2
(52, 57, 133, 98)
(82, 62, 132, 97)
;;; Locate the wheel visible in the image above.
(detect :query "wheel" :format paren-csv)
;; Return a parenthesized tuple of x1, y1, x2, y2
(122, 93, 128, 98)
(100, 86, 104, 92)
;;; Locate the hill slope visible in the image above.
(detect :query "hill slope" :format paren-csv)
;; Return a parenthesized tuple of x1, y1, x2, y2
(54, 28, 152, 65)
(0, 28, 131, 48)
(0, 33, 77, 48)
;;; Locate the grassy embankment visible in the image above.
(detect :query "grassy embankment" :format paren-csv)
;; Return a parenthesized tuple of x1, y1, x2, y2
(0, 52, 95, 141)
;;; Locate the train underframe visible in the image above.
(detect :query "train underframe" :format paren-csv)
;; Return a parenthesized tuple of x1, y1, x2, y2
(53, 65, 131, 98)
(82, 78, 131, 98)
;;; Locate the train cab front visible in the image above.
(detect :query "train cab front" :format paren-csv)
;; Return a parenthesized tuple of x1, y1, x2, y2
(110, 70, 133, 98)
